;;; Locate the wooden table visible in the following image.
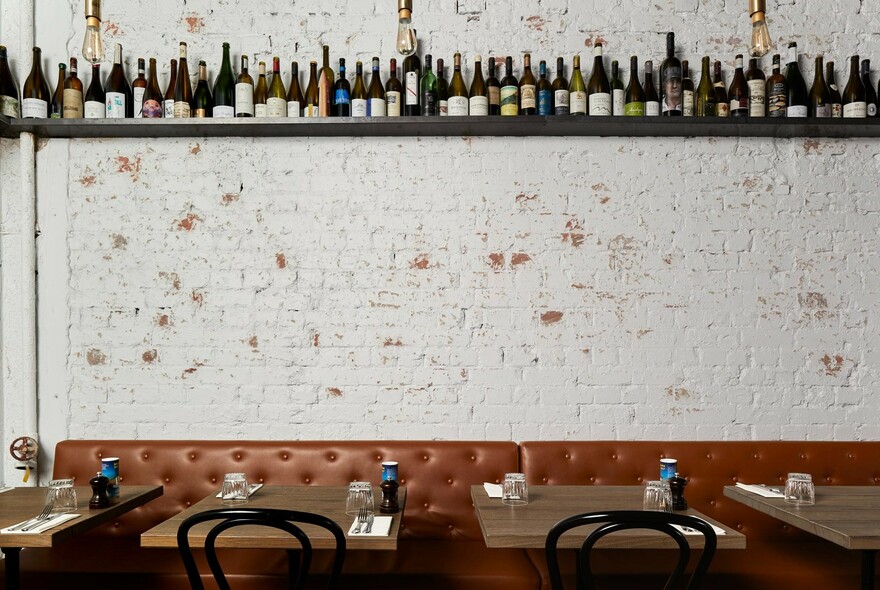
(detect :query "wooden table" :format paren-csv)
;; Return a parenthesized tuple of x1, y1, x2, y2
(725, 485, 880, 590)
(0, 485, 163, 590)
(142, 485, 406, 550)
(472, 485, 746, 550)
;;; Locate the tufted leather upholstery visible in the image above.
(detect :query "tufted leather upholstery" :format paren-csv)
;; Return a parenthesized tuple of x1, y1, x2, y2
(520, 441, 880, 590)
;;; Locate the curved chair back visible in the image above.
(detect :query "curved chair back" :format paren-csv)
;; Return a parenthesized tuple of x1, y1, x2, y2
(177, 507, 346, 590)
(545, 510, 717, 590)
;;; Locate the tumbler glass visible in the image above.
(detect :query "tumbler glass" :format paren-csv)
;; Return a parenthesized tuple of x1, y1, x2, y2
(345, 482, 375, 516)
(221, 473, 249, 506)
(47, 478, 78, 513)
(784, 473, 815, 506)
(643, 480, 673, 512)
(502, 473, 528, 506)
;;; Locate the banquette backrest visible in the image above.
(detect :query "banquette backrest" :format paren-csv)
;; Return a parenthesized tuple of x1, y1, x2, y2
(53, 440, 520, 541)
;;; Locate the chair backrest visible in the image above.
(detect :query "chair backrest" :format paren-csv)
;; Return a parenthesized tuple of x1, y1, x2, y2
(177, 508, 346, 590)
(545, 510, 717, 590)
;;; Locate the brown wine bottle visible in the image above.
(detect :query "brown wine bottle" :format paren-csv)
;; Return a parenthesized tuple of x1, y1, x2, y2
(62, 57, 83, 118)
(164, 58, 177, 118)
(809, 55, 831, 118)
(50, 62, 65, 118)
(132, 58, 147, 117)
(142, 58, 163, 118)
(173, 42, 192, 118)
(22, 47, 50, 118)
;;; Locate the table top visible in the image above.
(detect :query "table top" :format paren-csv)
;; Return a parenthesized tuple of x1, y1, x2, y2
(0, 485, 163, 548)
(724, 485, 880, 550)
(472, 485, 746, 550)
(141, 485, 406, 550)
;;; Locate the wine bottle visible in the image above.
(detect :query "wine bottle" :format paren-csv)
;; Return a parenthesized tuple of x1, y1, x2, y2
(192, 60, 213, 118)
(746, 57, 766, 117)
(610, 60, 624, 116)
(552, 57, 569, 115)
(287, 61, 304, 118)
(386, 58, 403, 117)
(142, 58, 163, 118)
(319, 45, 334, 117)
(132, 58, 146, 117)
(624, 55, 645, 116)
(267, 56, 287, 117)
(333, 58, 351, 117)
(351, 60, 368, 117)
(403, 47, 421, 116)
(213, 42, 235, 118)
(519, 53, 537, 115)
(587, 44, 611, 116)
(785, 43, 808, 118)
(22, 47, 50, 118)
(469, 55, 488, 116)
(254, 61, 268, 117)
(436, 58, 448, 116)
(809, 55, 831, 118)
(84, 63, 105, 119)
(0, 46, 20, 117)
(766, 54, 786, 117)
(729, 55, 749, 117)
(713, 61, 729, 117)
(105, 43, 132, 118)
(448, 52, 469, 116)
(164, 58, 177, 118)
(537, 60, 553, 116)
(644, 61, 660, 116)
(486, 57, 501, 115)
(235, 55, 254, 118)
(862, 59, 877, 117)
(367, 57, 386, 117)
(569, 55, 586, 115)
(173, 43, 192, 118)
(50, 63, 65, 118)
(842, 55, 866, 118)
(659, 32, 682, 115)
(696, 56, 716, 117)
(304, 61, 319, 117)
(500, 56, 519, 116)
(420, 54, 438, 116)
(681, 60, 694, 116)
(63, 57, 83, 119)
(826, 61, 842, 118)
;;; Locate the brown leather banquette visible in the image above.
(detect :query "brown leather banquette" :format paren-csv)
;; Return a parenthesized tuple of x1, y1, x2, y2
(17, 440, 540, 590)
(520, 441, 880, 590)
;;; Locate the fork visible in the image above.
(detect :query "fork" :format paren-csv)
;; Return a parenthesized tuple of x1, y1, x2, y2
(363, 513, 375, 534)
(352, 508, 367, 534)
(8, 503, 52, 532)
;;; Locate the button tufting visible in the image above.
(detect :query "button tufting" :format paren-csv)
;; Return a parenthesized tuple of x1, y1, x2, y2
(98, 453, 103, 458)
(542, 477, 548, 483)
(190, 454, 196, 460)
(329, 455, 336, 461)
(423, 456, 429, 461)
(706, 454, 712, 459)
(447, 478, 453, 484)
(282, 454, 289, 460)
(590, 477, 595, 483)
(113, 522, 120, 527)
(448, 525, 453, 530)
(400, 478, 406, 484)
(118, 476, 124, 482)
(259, 478, 264, 483)
(424, 503, 429, 508)
(710, 500, 716, 506)
(849, 454, 855, 459)
(186, 501, 191, 506)
(235, 454, 242, 460)
(637, 477, 643, 483)
(304, 478, 311, 484)
(564, 454, 571, 459)
(826, 477, 832, 483)
(211, 477, 216, 483)
(800, 453, 806, 459)
(753, 453, 759, 459)
(470, 456, 476, 461)
(732, 476, 738, 482)
(143, 453, 148, 460)
(377, 455, 382, 461)
(736, 524, 743, 530)
(165, 478, 170, 483)
(612, 454, 618, 460)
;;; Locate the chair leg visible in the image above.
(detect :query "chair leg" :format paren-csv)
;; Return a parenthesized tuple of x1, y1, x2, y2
(288, 548, 301, 590)
(862, 550, 877, 590)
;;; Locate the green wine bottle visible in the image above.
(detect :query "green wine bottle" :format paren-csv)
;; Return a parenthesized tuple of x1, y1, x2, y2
(213, 42, 235, 118)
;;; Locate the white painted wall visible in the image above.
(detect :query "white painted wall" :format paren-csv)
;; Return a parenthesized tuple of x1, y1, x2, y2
(1, 0, 879, 482)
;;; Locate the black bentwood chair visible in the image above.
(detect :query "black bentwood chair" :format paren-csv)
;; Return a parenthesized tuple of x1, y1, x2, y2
(544, 510, 717, 590)
(177, 508, 346, 590)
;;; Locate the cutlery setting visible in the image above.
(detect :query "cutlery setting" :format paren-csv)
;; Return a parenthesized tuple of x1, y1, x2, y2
(7, 502, 53, 532)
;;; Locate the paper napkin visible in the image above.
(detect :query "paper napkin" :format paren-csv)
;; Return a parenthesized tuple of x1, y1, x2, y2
(215, 483, 263, 499)
(735, 482, 785, 498)
(348, 515, 392, 537)
(1, 512, 80, 534)
(0, 487, 13, 495)
(671, 521, 727, 536)
(483, 483, 503, 498)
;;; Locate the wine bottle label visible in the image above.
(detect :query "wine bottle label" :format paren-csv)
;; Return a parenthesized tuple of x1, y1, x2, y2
(106, 92, 126, 119)
(612, 89, 625, 116)
(786, 105, 807, 117)
(537, 90, 552, 115)
(589, 92, 612, 116)
(213, 105, 235, 118)
(489, 87, 500, 108)
(84, 100, 104, 119)
(624, 101, 645, 116)
(448, 96, 468, 116)
(500, 85, 519, 116)
(831, 103, 842, 118)
(133, 87, 145, 117)
(21, 98, 48, 119)
(748, 80, 766, 117)
(422, 92, 437, 116)
(267, 97, 287, 117)
(439, 99, 448, 116)
(386, 91, 401, 116)
(287, 101, 301, 118)
(843, 102, 866, 118)
(715, 102, 730, 117)
(520, 84, 536, 110)
(352, 98, 368, 117)
(869, 103, 878, 117)
(319, 71, 332, 116)
(304, 104, 318, 118)
(730, 98, 748, 115)
(1, 95, 20, 117)
(235, 83, 254, 116)
(173, 101, 191, 118)
(570, 91, 587, 114)
(164, 99, 175, 118)
(814, 104, 831, 118)
(768, 84, 786, 117)
(682, 90, 694, 116)
(194, 108, 207, 118)
(62, 89, 83, 118)
(469, 95, 488, 116)
(255, 103, 268, 118)
(335, 89, 350, 108)
(143, 99, 163, 118)
(368, 98, 386, 117)
(405, 71, 419, 106)
(646, 101, 660, 116)
(554, 90, 569, 115)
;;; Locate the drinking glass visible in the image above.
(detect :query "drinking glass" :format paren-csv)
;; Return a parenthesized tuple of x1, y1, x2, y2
(643, 480, 673, 512)
(502, 473, 528, 506)
(47, 478, 77, 513)
(345, 482, 374, 516)
(221, 473, 249, 506)
(784, 473, 815, 506)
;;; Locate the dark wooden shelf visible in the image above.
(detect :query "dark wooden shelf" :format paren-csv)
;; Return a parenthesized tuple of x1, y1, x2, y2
(1, 114, 878, 139)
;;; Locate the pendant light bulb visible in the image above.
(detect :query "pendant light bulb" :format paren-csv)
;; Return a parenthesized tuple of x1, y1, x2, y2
(82, 0, 105, 65)
(396, 0, 417, 57)
(749, 0, 772, 58)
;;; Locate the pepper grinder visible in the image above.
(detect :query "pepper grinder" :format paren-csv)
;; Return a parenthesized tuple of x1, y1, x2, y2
(379, 460, 400, 514)
(89, 474, 111, 509)
(669, 475, 688, 511)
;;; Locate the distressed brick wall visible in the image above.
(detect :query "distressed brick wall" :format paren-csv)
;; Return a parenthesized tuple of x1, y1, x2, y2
(2, 0, 879, 450)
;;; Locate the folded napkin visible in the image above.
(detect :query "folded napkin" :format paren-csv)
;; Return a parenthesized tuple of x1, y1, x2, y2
(215, 483, 263, 499)
(1, 513, 80, 534)
(735, 482, 785, 498)
(0, 487, 13, 495)
(671, 520, 727, 536)
(483, 483, 503, 498)
(348, 515, 392, 537)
